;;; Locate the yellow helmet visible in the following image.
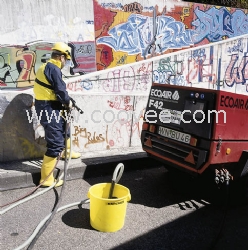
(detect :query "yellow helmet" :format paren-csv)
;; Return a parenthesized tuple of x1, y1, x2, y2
(52, 42, 71, 60)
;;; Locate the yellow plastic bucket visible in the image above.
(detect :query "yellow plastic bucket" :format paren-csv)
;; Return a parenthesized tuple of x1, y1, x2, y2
(87, 183, 131, 232)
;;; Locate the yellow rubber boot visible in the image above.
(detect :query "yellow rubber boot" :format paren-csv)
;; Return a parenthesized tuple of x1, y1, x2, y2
(40, 155, 63, 187)
(62, 138, 81, 159)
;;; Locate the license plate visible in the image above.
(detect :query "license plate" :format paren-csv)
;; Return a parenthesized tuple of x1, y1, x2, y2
(158, 126, 191, 144)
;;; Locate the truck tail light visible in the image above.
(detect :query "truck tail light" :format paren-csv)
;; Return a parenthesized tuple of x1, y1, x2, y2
(190, 137, 197, 146)
(142, 122, 149, 131)
(149, 124, 156, 133)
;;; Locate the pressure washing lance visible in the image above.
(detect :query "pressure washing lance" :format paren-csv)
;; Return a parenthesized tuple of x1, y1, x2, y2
(69, 97, 84, 115)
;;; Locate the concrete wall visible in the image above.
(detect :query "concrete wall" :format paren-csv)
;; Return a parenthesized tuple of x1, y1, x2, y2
(0, 0, 248, 162)
(0, 0, 94, 44)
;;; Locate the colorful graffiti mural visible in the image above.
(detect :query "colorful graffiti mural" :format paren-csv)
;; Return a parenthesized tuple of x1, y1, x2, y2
(96, 13, 195, 56)
(192, 7, 248, 43)
(0, 41, 96, 88)
(94, 0, 248, 67)
(0, 0, 247, 89)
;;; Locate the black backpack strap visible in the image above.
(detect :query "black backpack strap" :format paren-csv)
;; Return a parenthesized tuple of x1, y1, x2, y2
(35, 78, 54, 90)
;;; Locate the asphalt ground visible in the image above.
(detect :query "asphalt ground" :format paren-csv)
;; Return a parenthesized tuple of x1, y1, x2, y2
(1, 164, 248, 250)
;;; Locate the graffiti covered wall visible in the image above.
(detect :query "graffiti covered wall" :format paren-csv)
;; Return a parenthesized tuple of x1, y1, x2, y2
(1, 0, 247, 89)
(1, 34, 247, 162)
(0, 0, 96, 88)
(152, 36, 248, 94)
(0, 41, 96, 88)
(94, 0, 248, 69)
(0, 0, 247, 162)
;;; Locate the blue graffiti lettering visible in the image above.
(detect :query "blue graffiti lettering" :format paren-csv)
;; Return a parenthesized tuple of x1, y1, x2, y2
(192, 7, 248, 43)
(227, 39, 243, 54)
(224, 54, 248, 89)
(80, 79, 93, 90)
(96, 13, 195, 56)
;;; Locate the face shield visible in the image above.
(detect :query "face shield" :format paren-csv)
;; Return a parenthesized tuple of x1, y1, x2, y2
(65, 59, 71, 68)
(61, 59, 72, 74)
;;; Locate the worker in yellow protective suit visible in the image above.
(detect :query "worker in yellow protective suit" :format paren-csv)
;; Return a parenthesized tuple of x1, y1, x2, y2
(33, 42, 81, 187)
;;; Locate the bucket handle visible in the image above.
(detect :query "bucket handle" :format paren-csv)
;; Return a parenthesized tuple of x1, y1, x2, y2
(112, 163, 124, 183)
(108, 163, 124, 199)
